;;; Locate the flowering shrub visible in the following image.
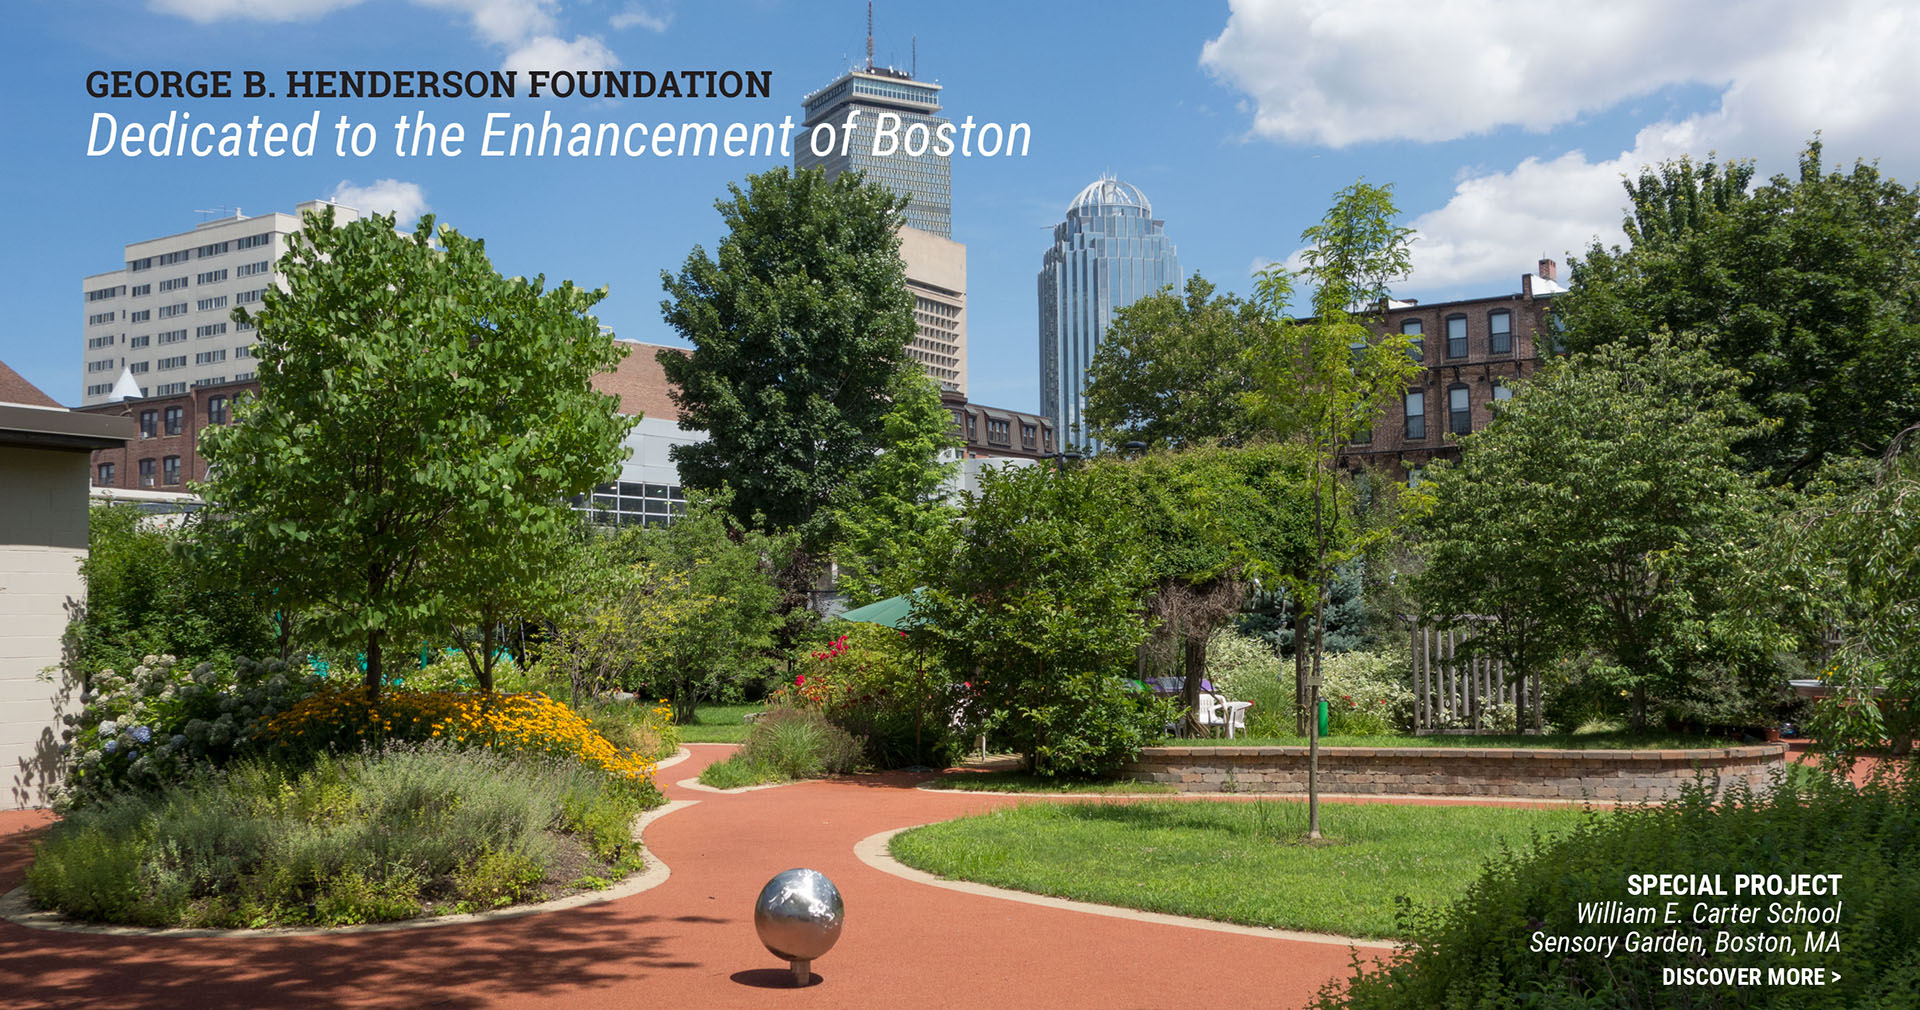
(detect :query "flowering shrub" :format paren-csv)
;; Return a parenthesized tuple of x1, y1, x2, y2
(54, 654, 316, 810)
(261, 685, 658, 786)
(775, 624, 962, 768)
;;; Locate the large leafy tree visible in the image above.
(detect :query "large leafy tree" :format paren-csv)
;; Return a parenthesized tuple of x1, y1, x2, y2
(1410, 335, 1779, 729)
(1082, 275, 1267, 448)
(1243, 181, 1421, 736)
(659, 166, 923, 557)
(1556, 142, 1920, 485)
(199, 208, 632, 697)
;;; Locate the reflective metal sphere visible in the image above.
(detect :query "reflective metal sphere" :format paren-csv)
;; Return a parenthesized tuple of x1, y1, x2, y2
(754, 868, 844, 963)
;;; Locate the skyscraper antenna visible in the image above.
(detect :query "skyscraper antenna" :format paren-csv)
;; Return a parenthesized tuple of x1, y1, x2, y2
(866, 2, 874, 71)
(912, 35, 917, 77)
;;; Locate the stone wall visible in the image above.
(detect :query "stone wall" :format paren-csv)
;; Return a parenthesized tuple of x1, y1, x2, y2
(1120, 744, 1788, 803)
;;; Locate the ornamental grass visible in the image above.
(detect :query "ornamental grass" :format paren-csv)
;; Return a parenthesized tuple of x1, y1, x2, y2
(261, 685, 657, 785)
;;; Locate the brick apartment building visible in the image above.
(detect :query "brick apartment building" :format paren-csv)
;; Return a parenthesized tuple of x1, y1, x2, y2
(1340, 259, 1564, 479)
(78, 378, 256, 491)
(942, 388, 1056, 462)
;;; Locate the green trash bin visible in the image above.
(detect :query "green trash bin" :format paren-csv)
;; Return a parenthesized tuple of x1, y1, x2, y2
(1317, 699, 1329, 736)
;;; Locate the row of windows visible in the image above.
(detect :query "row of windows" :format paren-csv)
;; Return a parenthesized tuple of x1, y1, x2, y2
(197, 295, 227, 311)
(235, 260, 271, 277)
(234, 233, 272, 251)
(158, 250, 190, 266)
(155, 381, 186, 395)
(106, 456, 181, 487)
(88, 335, 116, 349)
(1397, 309, 1514, 360)
(158, 329, 186, 344)
(131, 309, 150, 323)
(85, 286, 125, 302)
(196, 322, 227, 338)
(236, 288, 264, 304)
(196, 269, 227, 285)
(158, 355, 186, 370)
(195, 241, 230, 259)
(124, 234, 268, 276)
(131, 283, 151, 297)
(194, 349, 226, 364)
(131, 335, 149, 348)
(86, 382, 113, 396)
(157, 302, 188, 318)
(87, 358, 116, 373)
(136, 395, 234, 438)
(87, 311, 115, 325)
(1393, 384, 1515, 441)
(158, 276, 189, 292)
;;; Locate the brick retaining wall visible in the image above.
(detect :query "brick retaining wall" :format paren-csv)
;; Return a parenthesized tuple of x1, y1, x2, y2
(1120, 745, 1788, 802)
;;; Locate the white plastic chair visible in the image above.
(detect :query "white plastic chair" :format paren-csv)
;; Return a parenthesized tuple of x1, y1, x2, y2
(1196, 693, 1251, 738)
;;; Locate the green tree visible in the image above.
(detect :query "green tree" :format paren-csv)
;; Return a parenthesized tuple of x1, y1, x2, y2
(1082, 275, 1267, 448)
(1243, 182, 1421, 740)
(918, 461, 1172, 777)
(1556, 141, 1920, 485)
(199, 208, 633, 698)
(1411, 335, 1779, 729)
(828, 369, 960, 606)
(615, 495, 788, 724)
(659, 166, 921, 557)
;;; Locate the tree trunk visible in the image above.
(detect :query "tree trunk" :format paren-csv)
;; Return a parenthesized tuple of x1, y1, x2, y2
(1181, 626, 1206, 737)
(365, 629, 385, 703)
(1293, 605, 1311, 735)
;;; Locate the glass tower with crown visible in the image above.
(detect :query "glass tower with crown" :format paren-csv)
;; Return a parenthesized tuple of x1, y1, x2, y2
(1037, 176, 1181, 451)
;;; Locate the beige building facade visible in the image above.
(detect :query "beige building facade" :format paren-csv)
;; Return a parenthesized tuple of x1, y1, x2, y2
(80, 200, 361, 405)
(898, 225, 967, 395)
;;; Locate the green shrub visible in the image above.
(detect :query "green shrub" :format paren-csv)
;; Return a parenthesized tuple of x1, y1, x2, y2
(696, 707, 864, 787)
(1211, 635, 1414, 737)
(25, 744, 656, 928)
(1210, 629, 1293, 737)
(780, 623, 962, 768)
(1315, 767, 1920, 1009)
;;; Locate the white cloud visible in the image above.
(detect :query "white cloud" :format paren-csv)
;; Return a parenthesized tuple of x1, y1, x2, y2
(148, 0, 366, 21)
(503, 33, 619, 75)
(329, 179, 430, 224)
(153, 0, 620, 74)
(609, 4, 668, 32)
(1206, 0, 1920, 293)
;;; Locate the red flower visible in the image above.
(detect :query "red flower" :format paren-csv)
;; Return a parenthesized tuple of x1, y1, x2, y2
(795, 674, 807, 686)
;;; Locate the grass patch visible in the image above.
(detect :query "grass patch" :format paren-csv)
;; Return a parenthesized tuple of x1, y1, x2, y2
(1160, 731, 1758, 749)
(922, 771, 1176, 794)
(676, 704, 764, 743)
(27, 745, 659, 928)
(889, 799, 1587, 939)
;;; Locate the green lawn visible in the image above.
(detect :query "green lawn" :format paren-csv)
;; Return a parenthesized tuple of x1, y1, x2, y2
(1159, 731, 1758, 749)
(676, 703, 764, 743)
(889, 799, 1590, 939)
(922, 771, 1177, 794)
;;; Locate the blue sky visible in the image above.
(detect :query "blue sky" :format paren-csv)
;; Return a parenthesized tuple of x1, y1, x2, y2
(7, 0, 1917, 410)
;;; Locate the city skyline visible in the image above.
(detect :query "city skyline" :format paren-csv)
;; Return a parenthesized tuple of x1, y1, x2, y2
(9, 1, 1920, 413)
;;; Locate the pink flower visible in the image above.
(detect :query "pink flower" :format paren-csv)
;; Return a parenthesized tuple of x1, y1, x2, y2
(795, 674, 807, 686)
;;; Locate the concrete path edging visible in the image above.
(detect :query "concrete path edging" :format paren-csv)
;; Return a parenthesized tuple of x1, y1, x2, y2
(854, 824, 1398, 951)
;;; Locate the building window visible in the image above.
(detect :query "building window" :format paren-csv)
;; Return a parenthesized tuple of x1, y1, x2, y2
(1446, 314, 1468, 358)
(139, 458, 156, 487)
(1404, 391, 1426, 440)
(1489, 310, 1512, 355)
(97, 462, 115, 486)
(139, 410, 157, 438)
(1407, 465, 1424, 489)
(164, 406, 183, 436)
(163, 456, 182, 485)
(1349, 336, 1368, 366)
(965, 413, 976, 442)
(986, 418, 1011, 445)
(1021, 422, 1037, 449)
(1401, 319, 1424, 363)
(1493, 381, 1514, 404)
(208, 396, 227, 425)
(1448, 384, 1471, 435)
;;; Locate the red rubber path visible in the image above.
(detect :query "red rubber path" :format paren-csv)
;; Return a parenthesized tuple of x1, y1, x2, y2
(0, 746, 1388, 1010)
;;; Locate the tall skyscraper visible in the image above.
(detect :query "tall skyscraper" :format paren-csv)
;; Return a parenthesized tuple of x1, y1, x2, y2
(79, 200, 362, 405)
(796, 68, 951, 238)
(796, 34, 967, 394)
(1037, 176, 1180, 450)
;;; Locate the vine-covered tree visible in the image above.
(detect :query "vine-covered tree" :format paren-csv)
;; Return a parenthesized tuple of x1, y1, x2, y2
(199, 208, 632, 697)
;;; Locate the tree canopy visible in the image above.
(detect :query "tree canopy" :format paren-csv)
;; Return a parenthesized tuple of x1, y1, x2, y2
(827, 368, 959, 606)
(1082, 275, 1266, 448)
(658, 166, 926, 556)
(1555, 141, 1920, 485)
(199, 208, 632, 696)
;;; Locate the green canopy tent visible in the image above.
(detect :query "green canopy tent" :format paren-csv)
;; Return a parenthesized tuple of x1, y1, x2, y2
(831, 589, 926, 630)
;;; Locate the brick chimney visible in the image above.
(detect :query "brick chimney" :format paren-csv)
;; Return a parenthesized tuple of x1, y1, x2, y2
(1537, 258, 1557, 281)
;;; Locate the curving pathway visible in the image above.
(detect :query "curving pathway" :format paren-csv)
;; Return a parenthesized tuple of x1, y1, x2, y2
(0, 745, 1393, 1010)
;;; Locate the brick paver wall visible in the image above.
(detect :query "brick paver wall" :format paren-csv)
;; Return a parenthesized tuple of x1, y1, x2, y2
(1122, 745, 1787, 802)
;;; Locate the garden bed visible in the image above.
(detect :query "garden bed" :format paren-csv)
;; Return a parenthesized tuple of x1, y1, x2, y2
(1121, 743, 1787, 802)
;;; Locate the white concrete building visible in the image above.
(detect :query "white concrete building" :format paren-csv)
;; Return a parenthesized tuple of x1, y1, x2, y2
(79, 200, 362, 405)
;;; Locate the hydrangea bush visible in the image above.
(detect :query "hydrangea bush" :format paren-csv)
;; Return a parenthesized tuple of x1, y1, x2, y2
(55, 654, 315, 810)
